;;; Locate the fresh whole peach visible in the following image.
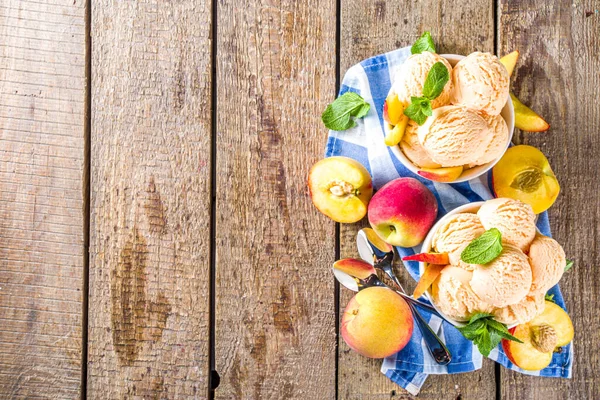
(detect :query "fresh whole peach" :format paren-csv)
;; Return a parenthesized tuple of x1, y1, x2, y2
(308, 156, 373, 223)
(502, 300, 574, 371)
(341, 287, 413, 358)
(368, 178, 438, 247)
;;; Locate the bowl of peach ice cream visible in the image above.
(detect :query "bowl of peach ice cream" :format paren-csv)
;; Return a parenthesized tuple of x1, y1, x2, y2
(420, 199, 567, 327)
(385, 52, 514, 183)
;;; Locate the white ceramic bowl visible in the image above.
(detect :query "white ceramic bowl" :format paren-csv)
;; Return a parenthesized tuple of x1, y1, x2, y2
(387, 54, 514, 184)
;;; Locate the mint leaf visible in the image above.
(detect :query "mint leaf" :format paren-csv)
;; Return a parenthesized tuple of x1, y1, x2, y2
(457, 314, 521, 357)
(545, 293, 555, 303)
(411, 31, 436, 54)
(564, 259, 574, 272)
(403, 97, 430, 125)
(322, 92, 371, 131)
(461, 228, 503, 265)
(422, 62, 450, 100)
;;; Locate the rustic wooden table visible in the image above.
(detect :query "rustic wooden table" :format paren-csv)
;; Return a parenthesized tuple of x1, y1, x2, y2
(1, 0, 599, 398)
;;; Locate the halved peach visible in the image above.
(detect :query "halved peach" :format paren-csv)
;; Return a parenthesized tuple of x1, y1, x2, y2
(412, 264, 445, 299)
(502, 301, 574, 371)
(511, 93, 550, 132)
(418, 166, 463, 182)
(383, 93, 405, 125)
(384, 116, 409, 146)
(492, 145, 560, 214)
(333, 258, 376, 280)
(500, 50, 519, 77)
(308, 156, 373, 223)
(402, 252, 449, 264)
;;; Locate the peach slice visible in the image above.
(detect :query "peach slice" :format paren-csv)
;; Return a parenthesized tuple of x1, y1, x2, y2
(384, 116, 409, 146)
(308, 156, 373, 223)
(511, 93, 550, 132)
(362, 227, 394, 253)
(500, 50, 519, 77)
(333, 258, 376, 280)
(341, 287, 414, 358)
(418, 166, 464, 182)
(492, 145, 560, 214)
(412, 264, 445, 299)
(402, 252, 449, 264)
(502, 301, 574, 371)
(383, 93, 405, 125)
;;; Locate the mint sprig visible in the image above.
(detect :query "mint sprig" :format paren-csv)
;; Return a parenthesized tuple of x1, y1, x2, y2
(460, 228, 503, 265)
(403, 61, 449, 125)
(457, 313, 522, 357)
(411, 31, 436, 55)
(321, 92, 371, 131)
(564, 259, 574, 272)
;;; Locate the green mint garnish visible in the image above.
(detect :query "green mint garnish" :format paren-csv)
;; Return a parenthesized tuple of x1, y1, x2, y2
(321, 92, 371, 131)
(457, 313, 522, 357)
(564, 259, 574, 272)
(461, 228, 504, 265)
(411, 31, 436, 55)
(545, 293, 556, 303)
(403, 62, 449, 125)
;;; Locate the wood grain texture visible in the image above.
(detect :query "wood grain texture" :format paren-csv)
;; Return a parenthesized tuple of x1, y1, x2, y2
(338, 0, 497, 398)
(499, 1, 600, 398)
(213, 0, 337, 398)
(0, 0, 86, 397)
(88, 1, 212, 398)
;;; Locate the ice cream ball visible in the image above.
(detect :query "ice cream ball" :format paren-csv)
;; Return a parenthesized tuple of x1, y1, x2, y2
(417, 105, 493, 167)
(492, 290, 546, 325)
(468, 112, 509, 168)
(393, 52, 453, 109)
(470, 244, 532, 308)
(432, 212, 485, 270)
(399, 121, 442, 169)
(451, 51, 510, 116)
(528, 234, 566, 293)
(477, 198, 537, 252)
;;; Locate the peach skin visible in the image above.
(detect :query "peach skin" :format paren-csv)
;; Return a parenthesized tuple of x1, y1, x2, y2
(402, 252, 449, 264)
(333, 258, 376, 280)
(368, 177, 438, 247)
(308, 156, 373, 223)
(492, 145, 560, 213)
(502, 301, 574, 371)
(413, 264, 445, 299)
(341, 287, 413, 358)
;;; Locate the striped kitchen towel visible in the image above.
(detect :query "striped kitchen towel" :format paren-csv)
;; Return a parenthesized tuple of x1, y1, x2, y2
(325, 46, 572, 396)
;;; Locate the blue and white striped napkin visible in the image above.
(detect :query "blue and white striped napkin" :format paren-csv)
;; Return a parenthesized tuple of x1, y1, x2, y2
(325, 46, 573, 396)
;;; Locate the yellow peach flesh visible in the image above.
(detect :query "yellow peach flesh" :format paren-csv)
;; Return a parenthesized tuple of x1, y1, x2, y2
(499, 51, 519, 77)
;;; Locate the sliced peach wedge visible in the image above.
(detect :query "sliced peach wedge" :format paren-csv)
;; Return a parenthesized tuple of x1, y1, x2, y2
(499, 50, 519, 77)
(383, 93, 409, 146)
(418, 166, 463, 182)
(492, 145, 560, 213)
(402, 252, 449, 264)
(511, 93, 550, 132)
(333, 258, 376, 280)
(308, 156, 373, 223)
(412, 264, 445, 299)
(502, 300, 574, 371)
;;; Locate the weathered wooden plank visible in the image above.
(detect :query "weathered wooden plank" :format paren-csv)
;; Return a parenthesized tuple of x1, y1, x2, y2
(0, 0, 86, 397)
(337, 1, 497, 398)
(88, 1, 212, 398)
(499, 1, 600, 398)
(213, 0, 337, 398)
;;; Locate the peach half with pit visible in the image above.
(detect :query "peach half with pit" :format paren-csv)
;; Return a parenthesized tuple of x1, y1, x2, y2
(341, 286, 414, 358)
(502, 300, 574, 371)
(308, 156, 373, 223)
(368, 178, 438, 247)
(492, 145, 560, 214)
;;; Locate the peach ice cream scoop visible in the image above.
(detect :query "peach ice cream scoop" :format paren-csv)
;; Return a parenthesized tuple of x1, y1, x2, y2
(417, 105, 492, 167)
(392, 52, 453, 109)
(477, 198, 537, 252)
(399, 121, 441, 169)
(470, 244, 532, 308)
(528, 234, 566, 293)
(431, 212, 485, 269)
(493, 291, 545, 325)
(451, 52, 510, 116)
(469, 113, 509, 167)
(431, 266, 493, 321)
